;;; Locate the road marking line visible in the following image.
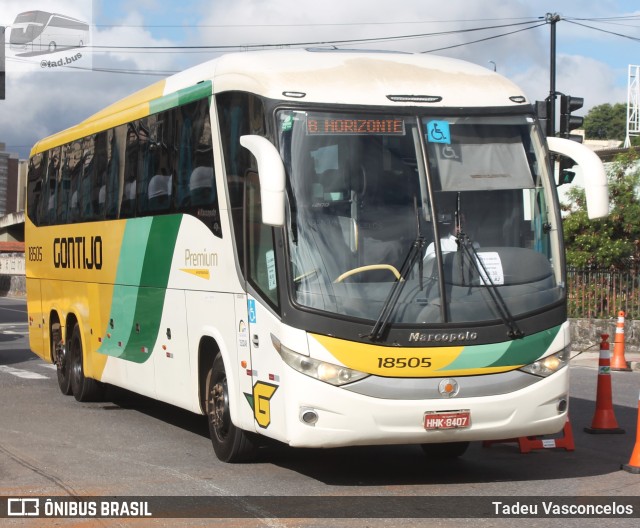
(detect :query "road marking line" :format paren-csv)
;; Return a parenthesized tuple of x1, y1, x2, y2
(0, 365, 49, 380)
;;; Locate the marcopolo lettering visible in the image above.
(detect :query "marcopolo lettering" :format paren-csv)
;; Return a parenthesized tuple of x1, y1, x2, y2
(409, 331, 478, 343)
(53, 236, 103, 270)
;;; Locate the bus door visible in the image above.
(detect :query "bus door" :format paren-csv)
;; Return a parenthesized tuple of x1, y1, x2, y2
(233, 293, 257, 432)
(244, 294, 283, 436)
(243, 169, 285, 436)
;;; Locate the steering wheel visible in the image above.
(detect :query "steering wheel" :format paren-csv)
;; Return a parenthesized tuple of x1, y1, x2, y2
(294, 269, 319, 284)
(334, 264, 402, 283)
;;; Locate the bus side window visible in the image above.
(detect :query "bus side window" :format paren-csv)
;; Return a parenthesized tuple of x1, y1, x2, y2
(120, 124, 139, 218)
(67, 141, 83, 223)
(190, 118, 217, 207)
(246, 169, 279, 308)
(80, 135, 95, 222)
(217, 91, 267, 268)
(105, 128, 122, 219)
(136, 118, 154, 216)
(48, 147, 62, 225)
(93, 132, 109, 221)
(27, 152, 47, 226)
(176, 99, 215, 207)
(37, 149, 58, 226)
(52, 147, 70, 224)
(146, 110, 176, 214)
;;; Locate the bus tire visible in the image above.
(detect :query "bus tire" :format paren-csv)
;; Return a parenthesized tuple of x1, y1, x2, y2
(421, 441, 469, 459)
(206, 354, 258, 463)
(69, 324, 104, 402)
(51, 322, 72, 395)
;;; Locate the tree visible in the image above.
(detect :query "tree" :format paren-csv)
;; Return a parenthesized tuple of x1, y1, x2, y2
(582, 103, 627, 141)
(562, 150, 640, 269)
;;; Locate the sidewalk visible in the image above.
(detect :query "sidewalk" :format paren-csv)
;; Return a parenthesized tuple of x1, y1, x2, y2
(570, 345, 640, 370)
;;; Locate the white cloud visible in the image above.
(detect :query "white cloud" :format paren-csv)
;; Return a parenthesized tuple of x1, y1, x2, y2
(92, 11, 177, 72)
(1, 0, 634, 159)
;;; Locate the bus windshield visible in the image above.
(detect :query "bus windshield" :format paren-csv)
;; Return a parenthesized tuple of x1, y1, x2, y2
(278, 110, 562, 326)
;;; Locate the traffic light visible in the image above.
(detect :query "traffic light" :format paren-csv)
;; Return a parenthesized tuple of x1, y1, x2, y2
(557, 156, 576, 186)
(559, 95, 584, 141)
(535, 98, 553, 137)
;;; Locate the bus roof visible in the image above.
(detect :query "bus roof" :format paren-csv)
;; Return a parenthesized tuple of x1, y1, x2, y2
(31, 49, 529, 156)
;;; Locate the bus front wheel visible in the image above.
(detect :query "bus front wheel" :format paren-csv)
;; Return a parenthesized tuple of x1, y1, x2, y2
(69, 324, 104, 402)
(206, 355, 258, 463)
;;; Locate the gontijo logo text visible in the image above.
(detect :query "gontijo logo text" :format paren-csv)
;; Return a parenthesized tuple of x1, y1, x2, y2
(53, 236, 103, 269)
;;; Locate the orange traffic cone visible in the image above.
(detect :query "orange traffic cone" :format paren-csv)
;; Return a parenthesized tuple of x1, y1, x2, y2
(584, 334, 625, 434)
(622, 391, 640, 474)
(611, 311, 631, 371)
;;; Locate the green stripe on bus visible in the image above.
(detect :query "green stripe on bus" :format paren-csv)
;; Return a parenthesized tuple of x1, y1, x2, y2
(438, 325, 561, 371)
(98, 218, 153, 359)
(98, 215, 182, 363)
(149, 81, 213, 114)
(120, 215, 182, 363)
(488, 325, 561, 368)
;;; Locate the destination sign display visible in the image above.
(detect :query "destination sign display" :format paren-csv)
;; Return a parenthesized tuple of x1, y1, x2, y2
(306, 115, 405, 136)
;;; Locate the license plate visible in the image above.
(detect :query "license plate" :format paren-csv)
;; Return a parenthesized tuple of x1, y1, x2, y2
(424, 410, 471, 430)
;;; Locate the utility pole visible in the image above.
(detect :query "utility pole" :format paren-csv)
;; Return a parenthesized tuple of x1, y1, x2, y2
(546, 13, 560, 136)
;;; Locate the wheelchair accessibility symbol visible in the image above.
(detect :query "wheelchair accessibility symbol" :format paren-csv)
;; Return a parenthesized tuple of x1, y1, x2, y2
(426, 120, 451, 144)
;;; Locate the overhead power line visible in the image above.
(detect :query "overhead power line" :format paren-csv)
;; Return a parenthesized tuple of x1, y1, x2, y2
(1, 18, 550, 77)
(90, 17, 542, 29)
(421, 21, 546, 53)
(69, 19, 544, 51)
(563, 19, 640, 43)
(9, 12, 638, 77)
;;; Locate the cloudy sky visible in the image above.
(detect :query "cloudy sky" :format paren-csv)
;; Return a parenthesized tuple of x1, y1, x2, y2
(1, 0, 640, 159)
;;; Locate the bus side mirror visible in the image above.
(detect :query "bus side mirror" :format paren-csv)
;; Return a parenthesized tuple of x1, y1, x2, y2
(547, 136, 609, 219)
(239, 135, 286, 226)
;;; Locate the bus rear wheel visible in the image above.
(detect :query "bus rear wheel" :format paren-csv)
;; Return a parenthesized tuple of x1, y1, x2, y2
(421, 441, 470, 459)
(206, 355, 257, 463)
(69, 324, 104, 402)
(51, 322, 72, 395)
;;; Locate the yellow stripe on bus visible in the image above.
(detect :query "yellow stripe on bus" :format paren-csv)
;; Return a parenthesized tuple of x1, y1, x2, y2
(311, 333, 466, 378)
(30, 80, 167, 155)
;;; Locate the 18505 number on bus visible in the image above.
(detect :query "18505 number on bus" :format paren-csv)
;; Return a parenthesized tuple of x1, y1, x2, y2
(377, 357, 432, 369)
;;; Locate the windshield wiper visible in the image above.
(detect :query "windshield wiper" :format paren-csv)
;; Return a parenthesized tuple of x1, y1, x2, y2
(456, 232, 524, 340)
(364, 235, 425, 342)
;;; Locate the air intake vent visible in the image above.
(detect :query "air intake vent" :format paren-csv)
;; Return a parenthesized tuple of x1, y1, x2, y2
(387, 95, 442, 103)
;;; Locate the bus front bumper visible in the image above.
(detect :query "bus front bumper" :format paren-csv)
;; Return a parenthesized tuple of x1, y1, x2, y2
(277, 367, 569, 448)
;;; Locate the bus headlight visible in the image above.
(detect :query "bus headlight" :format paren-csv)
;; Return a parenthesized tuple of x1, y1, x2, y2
(519, 346, 570, 377)
(272, 334, 369, 386)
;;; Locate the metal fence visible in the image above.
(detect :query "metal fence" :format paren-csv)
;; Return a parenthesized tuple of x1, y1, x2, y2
(567, 268, 640, 320)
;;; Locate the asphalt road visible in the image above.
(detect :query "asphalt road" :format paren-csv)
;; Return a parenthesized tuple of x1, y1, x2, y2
(1, 296, 640, 527)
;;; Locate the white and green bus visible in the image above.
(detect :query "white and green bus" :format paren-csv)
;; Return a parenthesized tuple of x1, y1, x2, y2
(26, 49, 608, 462)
